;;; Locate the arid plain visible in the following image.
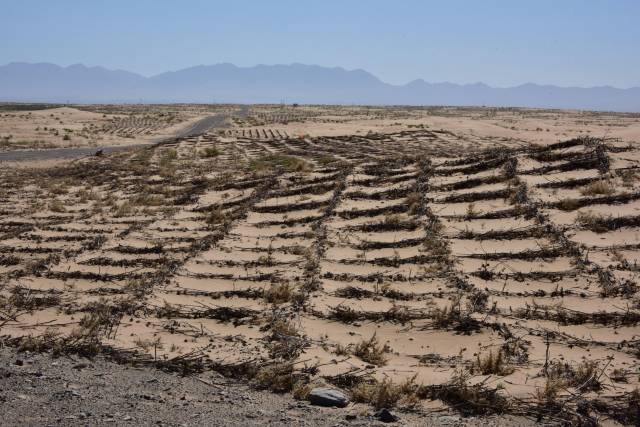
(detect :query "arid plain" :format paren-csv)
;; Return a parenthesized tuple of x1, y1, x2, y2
(2, 104, 640, 425)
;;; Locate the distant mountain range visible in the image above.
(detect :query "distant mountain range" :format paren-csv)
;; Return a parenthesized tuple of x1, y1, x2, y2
(1, 62, 639, 112)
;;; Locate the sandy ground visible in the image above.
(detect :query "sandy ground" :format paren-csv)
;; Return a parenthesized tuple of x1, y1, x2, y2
(227, 105, 640, 146)
(1, 104, 639, 425)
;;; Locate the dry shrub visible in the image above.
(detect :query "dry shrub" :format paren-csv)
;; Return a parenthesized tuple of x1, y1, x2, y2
(543, 360, 602, 392)
(432, 296, 481, 333)
(558, 198, 581, 211)
(384, 213, 403, 226)
(17, 329, 61, 353)
(535, 376, 564, 407)
(620, 170, 638, 188)
(430, 370, 509, 416)
(351, 376, 422, 409)
(113, 201, 134, 217)
(470, 350, 514, 376)
(49, 199, 66, 213)
(158, 149, 178, 178)
(48, 183, 69, 195)
(610, 368, 628, 383)
(8, 286, 61, 311)
(132, 194, 165, 206)
(159, 148, 178, 165)
(264, 316, 307, 360)
(316, 154, 337, 166)
(423, 228, 450, 260)
(205, 206, 229, 227)
(580, 180, 615, 196)
(249, 154, 310, 173)
(254, 363, 296, 393)
(353, 334, 391, 366)
(292, 381, 312, 400)
(611, 388, 640, 425)
(465, 203, 477, 218)
(200, 147, 221, 158)
(576, 210, 607, 231)
(406, 192, 422, 215)
(133, 336, 164, 359)
(333, 343, 350, 356)
(264, 282, 296, 305)
(508, 181, 528, 205)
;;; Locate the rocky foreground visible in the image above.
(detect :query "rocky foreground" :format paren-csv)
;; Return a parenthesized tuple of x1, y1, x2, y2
(0, 348, 536, 427)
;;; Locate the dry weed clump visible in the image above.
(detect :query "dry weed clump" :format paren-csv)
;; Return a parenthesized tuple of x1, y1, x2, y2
(540, 360, 603, 394)
(254, 363, 297, 393)
(159, 148, 178, 177)
(428, 370, 509, 416)
(432, 296, 481, 334)
(470, 350, 514, 376)
(200, 147, 221, 158)
(352, 334, 391, 366)
(620, 170, 638, 187)
(580, 180, 615, 196)
(249, 154, 310, 173)
(576, 210, 608, 232)
(605, 388, 640, 425)
(263, 315, 308, 360)
(535, 376, 564, 407)
(465, 203, 477, 218)
(113, 201, 134, 217)
(351, 376, 422, 409)
(205, 206, 230, 228)
(8, 286, 61, 311)
(49, 199, 66, 213)
(423, 218, 450, 261)
(264, 282, 296, 305)
(557, 198, 581, 211)
(406, 191, 422, 215)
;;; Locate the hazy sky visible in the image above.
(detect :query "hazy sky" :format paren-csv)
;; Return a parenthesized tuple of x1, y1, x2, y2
(2, 0, 639, 88)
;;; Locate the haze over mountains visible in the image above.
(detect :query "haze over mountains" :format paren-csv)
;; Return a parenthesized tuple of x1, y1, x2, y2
(1, 62, 639, 112)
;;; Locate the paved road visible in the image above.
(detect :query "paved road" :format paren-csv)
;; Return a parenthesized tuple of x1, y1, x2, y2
(175, 114, 228, 138)
(0, 110, 242, 162)
(0, 144, 153, 162)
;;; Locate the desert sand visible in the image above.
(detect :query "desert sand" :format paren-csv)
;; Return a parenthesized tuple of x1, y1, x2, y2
(1, 104, 640, 425)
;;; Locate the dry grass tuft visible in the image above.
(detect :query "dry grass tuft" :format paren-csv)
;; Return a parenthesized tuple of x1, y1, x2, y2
(249, 154, 310, 173)
(113, 201, 134, 217)
(351, 376, 422, 409)
(264, 282, 299, 305)
(200, 147, 221, 158)
(557, 198, 581, 211)
(353, 334, 391, 366)
(580, 180, 615, 196)
(470, 350, 514, 376)
(49, 199, 66, 213)
(254, 363, 296, 393)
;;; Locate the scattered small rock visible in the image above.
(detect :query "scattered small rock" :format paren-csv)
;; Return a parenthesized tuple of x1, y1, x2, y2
(14, 359, 23, 366)
(374, 408, 398, 423)
(308, 388, 349, 408)
(438, 415, 461, 424)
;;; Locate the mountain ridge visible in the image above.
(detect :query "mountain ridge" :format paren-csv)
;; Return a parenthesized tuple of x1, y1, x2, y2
(1, 62, 639, 112)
